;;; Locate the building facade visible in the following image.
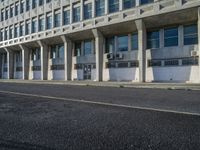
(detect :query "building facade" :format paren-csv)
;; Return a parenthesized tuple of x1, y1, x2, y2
(0, 0, 200, 83)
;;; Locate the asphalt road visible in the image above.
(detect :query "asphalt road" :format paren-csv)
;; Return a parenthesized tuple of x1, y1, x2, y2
(0, 82, 200, 150)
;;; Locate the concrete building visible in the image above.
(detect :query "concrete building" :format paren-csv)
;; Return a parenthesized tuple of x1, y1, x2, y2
(0, 0, 200, 83)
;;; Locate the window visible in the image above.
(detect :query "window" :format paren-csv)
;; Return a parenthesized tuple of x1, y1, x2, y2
(1, 10, 4, 21)
(46, 0, 51, 3)
(32, 19, 37, 33)
(164, 27, 178, 47)
(164, 59, 179, 66)
(73, 7, 80, 22)
(32, 48, 40, 61)
(109, 0, 119, 13)
(140, 0, 154, 5)
(20, 24, 24, 36)
(117, 35, 128, 51)
(95, 0, 105, 17)
(147, 31, 160, 49)
(16, 51, 22, 63)
(106, 37, 115, 53)
(148, 60, 162, 67)
(15, 4, 19, 16)
(25, 21, 30, 35)
(10, 6, 14, 18)
(74, 42, 81, 56)
(39, 0, 44, 6)
(9, 27, 13, 39)
(54, 12, 61, 27)
(20, 1, 25, 13)
(0, 30, 4, 41)
(50, 44, 64, 59)
(123, 0, 135, 9)
(184, 24, 198, 45)
(84, 3, 92, 20)
(131, 33, 138, 50)
(84, 40, 92, 55)
(39, 17, 45, 31)
(63, 10, 70, 25)
(5, 29, 8, 40)
(32, 0, 37, 9)
(26, 0, 30, 11)
(5, 8, 9, 20)
(182, 57, 198, 66)
(46, 14, 52, 29)
(14, 26, 19, 38)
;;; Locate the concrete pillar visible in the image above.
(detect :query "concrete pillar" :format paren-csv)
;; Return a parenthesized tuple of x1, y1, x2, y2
(119, 0, 123, 11)
(4, 48, 14, 79)
(92, 0, 95, 18)
(105, 0, 108, 15)
(136, 0, 140, 6)
(19, 44, 30, 80)
(178, 25, 184, 47)
(37, 40, 48, 80)
(80, 0, 84, 21)
(135, 19, 146, 82)
(61, 35, 72, 81)
(198, 7, 200, 83)
(92, 29, 104, 81)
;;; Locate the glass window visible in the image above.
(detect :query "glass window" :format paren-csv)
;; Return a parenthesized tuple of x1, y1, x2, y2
(39, 0, 44, 6)
(117, 35, 128, 51)
(20, 1, 24, 13)
(10, 6, 14, 17)
(50, 44, 64, 59)
(46, 15, 52, 29)
(32, 0, 37, 9)
(58, 44, 64, 58)
(15, 4, 19, 16)
(20, 24, 24, 36)
(84, 40, 92, 55)
(184, 24, 198, 45)
(131, 33, 138, 50)
(140, 0, 154, 5)
(147, 31, 160, 49)
(32, 48, 40, 61)
(73, 7, 80, 22)
(54, 13, 61, 27)
(39, 18, 44, 31)
(74, 42, 81, 56)
(63, 10, 70, 25)
(9, 27, 13, 39)
(123, 0, 135, 9)
(31, 20, 37, 33)
(109, 0, 119, 13)
(84, 3, 92, 20)
(14, 26, 19, 38)
(16, 51, 22, 62)
(95, 0, 105, 17)
(26, 0, 30, 11)
(106, 37, 115, 53)
(164, 27, 178, 47)
(25, 22, 30, 35)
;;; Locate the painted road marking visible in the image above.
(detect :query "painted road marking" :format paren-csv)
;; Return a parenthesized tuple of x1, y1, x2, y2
(0, 90, 200, 116)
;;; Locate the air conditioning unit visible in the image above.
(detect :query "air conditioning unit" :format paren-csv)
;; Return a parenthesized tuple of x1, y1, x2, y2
(191, 50, 198, 57)
(116, 53, 124, 59)
(107, 53, 114, 60)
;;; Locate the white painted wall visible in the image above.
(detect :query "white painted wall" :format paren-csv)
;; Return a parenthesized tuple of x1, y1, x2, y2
(146, 66, 200, 83)
(103, 68, 139, 81)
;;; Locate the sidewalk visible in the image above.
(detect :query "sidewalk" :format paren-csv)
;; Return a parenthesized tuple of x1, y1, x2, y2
(1, 79, 200, 91)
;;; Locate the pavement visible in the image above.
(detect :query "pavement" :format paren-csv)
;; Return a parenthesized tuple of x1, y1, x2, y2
(0, 82, 200, 150)
(1, 79, 200, 90)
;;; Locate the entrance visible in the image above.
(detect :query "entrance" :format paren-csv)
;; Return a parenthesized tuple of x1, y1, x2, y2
(83, 64, 91, 80)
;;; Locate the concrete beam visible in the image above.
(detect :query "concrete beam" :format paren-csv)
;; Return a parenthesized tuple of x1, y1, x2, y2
(19, 44, 30, 80)
(135, 19, 146, 82)
(37, 40, 48, 80)
(4, 48, 14, 79)
(61, 35, 72, 81)
(92, 29, 104, 81)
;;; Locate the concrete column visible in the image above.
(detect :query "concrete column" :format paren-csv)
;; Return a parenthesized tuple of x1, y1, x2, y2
(135, 19, 146, 82)
(80, 0, 84, 21)
(198, 7, 200, 83)
(105, 0, 108, 15)
(61, 35, 72, 81)
(19, 44, 30, 80)
(37, 40, 48, 80)
(160, 29, 164, 48)
(136, 0, 140, 6)
(119, 0, 123, 11)
(92, 0, 95, 18)
(4, 48, 14, 79)
(92, 29, 104, 81)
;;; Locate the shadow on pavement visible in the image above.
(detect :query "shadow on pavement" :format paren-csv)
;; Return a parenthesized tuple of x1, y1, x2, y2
(0, 138, 56, 150)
